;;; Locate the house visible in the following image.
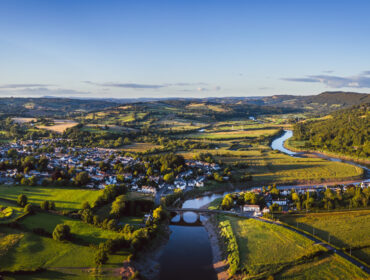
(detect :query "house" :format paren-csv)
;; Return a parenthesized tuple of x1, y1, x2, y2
(243, 204, 260, 213)
(272, 199, 288, 206)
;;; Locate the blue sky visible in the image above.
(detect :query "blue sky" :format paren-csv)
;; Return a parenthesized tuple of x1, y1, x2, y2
(0, 0, 370, 98)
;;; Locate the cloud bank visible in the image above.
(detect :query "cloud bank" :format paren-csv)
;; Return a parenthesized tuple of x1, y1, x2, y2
(282, 71, 370, 88)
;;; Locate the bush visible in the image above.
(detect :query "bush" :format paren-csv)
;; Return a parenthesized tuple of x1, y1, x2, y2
(24, 203, 34, 214)
(17, 194, 28, 207)
(52, 224, 71, 241)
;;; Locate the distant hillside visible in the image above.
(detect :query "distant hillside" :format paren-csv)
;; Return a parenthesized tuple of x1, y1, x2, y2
(249, 91, 370, 113)
(0, 98, 119, 118)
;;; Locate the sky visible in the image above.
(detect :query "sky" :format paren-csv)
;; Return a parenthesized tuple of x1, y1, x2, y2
(1, 0, 370, 99)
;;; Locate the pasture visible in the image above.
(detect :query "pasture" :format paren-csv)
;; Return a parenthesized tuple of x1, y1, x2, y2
(20, 212, 123, 245)
(280, 210, 370, 264)
(276, 254, 368, 280)
(0, 185, 102, 211)
(0, 227, 128, 274)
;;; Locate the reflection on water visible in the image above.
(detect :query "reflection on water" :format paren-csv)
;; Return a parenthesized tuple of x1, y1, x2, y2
(159, 224, 217, 280)
(271, 130, 297, 155)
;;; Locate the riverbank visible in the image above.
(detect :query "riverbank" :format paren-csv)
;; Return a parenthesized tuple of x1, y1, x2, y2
(132, 225, 170, 280)
(284, 138, 370, 167)
(202, 216, 229, 280)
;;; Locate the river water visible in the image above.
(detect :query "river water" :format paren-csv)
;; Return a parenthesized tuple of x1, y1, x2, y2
(158, 130, 369, 279)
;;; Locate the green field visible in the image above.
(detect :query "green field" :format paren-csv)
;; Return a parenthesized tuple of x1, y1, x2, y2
(0, 186, 102, 211)
(221, 216, 324, 277)
(180, 143, 363, 184)
(20, 212, 123, 245)
(276, 254, 368, 280)
(0, 227, 128, 278)
(280, 210, 370, 264)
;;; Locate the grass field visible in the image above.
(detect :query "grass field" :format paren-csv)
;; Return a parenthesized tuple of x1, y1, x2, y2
(280, 210, 370, 264)
(20, 212, 123, 245)
(276, 254, 368, 280)
(180, 143, 363, 184)
(0, 227, 128, 275)
(220, 216, 324, 277)
(0, 186, 102, 211)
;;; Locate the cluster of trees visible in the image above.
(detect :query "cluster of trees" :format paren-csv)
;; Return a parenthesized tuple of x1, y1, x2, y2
(293, 104, 369, 158)
(0, 153, 49, 174)
(289, 185, 369, 211)
(219, 219, 240, 275)
(93, 206, 168, 266)
(220, 191, 264, 210)
(52, 224, 71, 241)
(63, 124, 135, 148)
(0, 117, 55, 141)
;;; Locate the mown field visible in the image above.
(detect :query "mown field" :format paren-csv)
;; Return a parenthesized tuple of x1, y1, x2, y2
(0, 186, 102, 211)
(280, 210, 370, 264)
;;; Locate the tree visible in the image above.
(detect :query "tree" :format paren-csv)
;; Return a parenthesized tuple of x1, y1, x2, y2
(40, 201, 50, 211)
(17, 194, 28, 207)
(52, 224, 71, 241)
(95, 248, 108, 266)
(82, 201, 91, 210)
(221, 194, 234, 210)
(24, 203, 34, 214)
(74, 171, 90, 186)
(163, 172, 174, 183)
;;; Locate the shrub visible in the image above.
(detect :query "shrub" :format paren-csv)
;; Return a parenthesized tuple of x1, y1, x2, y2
(17, 194, 28, 207)
(52, 224, 71, 241)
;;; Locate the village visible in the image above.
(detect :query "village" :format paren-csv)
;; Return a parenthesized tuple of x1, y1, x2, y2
(0, 139, 223, 200)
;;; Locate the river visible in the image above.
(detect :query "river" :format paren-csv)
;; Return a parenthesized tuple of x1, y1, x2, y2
(158, 130, 369, 280)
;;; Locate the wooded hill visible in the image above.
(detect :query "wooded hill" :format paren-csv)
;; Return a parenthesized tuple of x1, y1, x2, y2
(293, 103, 370, 158)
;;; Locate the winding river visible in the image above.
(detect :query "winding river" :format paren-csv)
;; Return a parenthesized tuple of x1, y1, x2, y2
(158, 130, 369, 280)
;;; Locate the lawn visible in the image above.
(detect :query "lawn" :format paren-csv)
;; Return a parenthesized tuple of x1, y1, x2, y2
(276, 254, 368, 280)
(280, 210, 370, 264)
(0, 185, 102, 211)
(220, 216, 324, 277)
(20, 212, 123, 245)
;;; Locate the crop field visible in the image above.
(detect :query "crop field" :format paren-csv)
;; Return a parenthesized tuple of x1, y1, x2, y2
(11, 117, 37, 124)
(157, 118, 206, 131)
(187, 128, 280, 140)
(123, 142, 163, 152)
(186, 103, 228, 112)
(20, 212, 123, 245)
(276, 254, 368, 280)
(0, 186, 102, 211)
(36, 119, 78, 133)
(280, 210, 370, 264)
